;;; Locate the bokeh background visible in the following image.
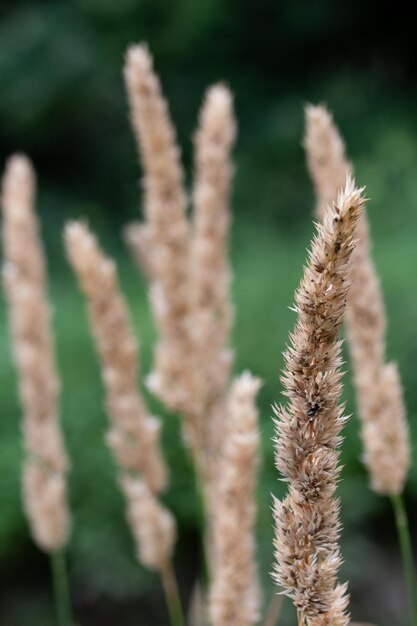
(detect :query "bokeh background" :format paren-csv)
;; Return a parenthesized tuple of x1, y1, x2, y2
(1, 2, 417, 624)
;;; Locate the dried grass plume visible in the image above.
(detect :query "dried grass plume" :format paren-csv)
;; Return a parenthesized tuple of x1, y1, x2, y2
(272, 177, 365, 625)
(1, 154, 70, 552)
(65, 221, 175, 570)
(124, 43, 191, 422)
(190, 83, 236, 463)
(305, 105, 410, 496)
(209, 372, 261, 626)
(304, 104, 352, 220)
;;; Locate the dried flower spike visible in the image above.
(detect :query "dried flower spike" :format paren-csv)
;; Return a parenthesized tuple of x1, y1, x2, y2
(65, 221, 167, 492)
(272, 177, 365, 625)
(65, 221, 176, 570)
(120, 475, 176, 571)
(124, 47, 238, 478)
(209, 372, 261, 626)
(304, 104, 352, 220)
(124, 43, 191, 421)
(190, 83, 236, 463)
(1, 154, 70, 552)
(305, 105, 410, 496)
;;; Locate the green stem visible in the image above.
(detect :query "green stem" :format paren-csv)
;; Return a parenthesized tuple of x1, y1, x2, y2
(161, 560, 186, 626)
(262, 594, 284, 626)
(187, 446, 210, 585)
(391, 493, 417, 626)
(50, 550, 72, 626)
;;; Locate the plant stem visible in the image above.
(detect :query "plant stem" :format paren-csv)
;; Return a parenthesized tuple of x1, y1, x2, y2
(262, 594, 284, 626)
(50, 550, 72, 626)
(391, 493, 417, 626)
(161, 560, 186, 626)
(188, 447, 210, 584)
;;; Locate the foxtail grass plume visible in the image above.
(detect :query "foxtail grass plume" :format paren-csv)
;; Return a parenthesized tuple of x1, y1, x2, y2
(346, 216, 410, 495)
(65, 222, 175, 569)
(190, 83, 236, 463)
(65, 221, 167, 492)
(1, 155, 70, 552)
(124, 43, 191, 425)
(304, 105, 352, 220)
(272, 178, 365, 625)
(209, 372, 261, 626)
(120, 475, 176, 571)
(124, 44, 238, 475)
(305, 105, 410, 495)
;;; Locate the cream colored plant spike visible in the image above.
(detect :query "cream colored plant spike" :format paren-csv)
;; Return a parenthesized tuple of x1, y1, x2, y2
(64, 221, 167, 493)
(304, 104, 352, 220)
(189, 83, 236, 464)
(124, 44, 237, 475)
(120, 475, 176, 571)
(65, 221, 175, 570)
(124, 43, 191, 425)
(1, 154, 70, 552)
(272, 178, 365, 626)
(209, 372, 261, 626)
(305, 105, 410, 496)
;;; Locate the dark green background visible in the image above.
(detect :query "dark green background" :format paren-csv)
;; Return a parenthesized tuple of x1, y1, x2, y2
(1, 1, 417, 624)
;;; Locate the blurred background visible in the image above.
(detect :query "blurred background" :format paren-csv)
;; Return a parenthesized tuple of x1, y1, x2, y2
(1, 1, 417, 624)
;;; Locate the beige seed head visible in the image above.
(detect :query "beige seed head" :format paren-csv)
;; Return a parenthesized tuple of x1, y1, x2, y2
(65, 221, 176, 571)
(124, 45, 239, 482)
(1, 154, 70, 552)
(305, 105, 410, 496)
(190, 83, 236, 463)
(304, 104, 352, 220)
(124, 43, 191, 419)
(272, 177, 365, 624)
(120, 475, 176, 571)
(23, 462, 70, 552)
(65, 220, 167, 493)
(209, 372, 261, 626)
